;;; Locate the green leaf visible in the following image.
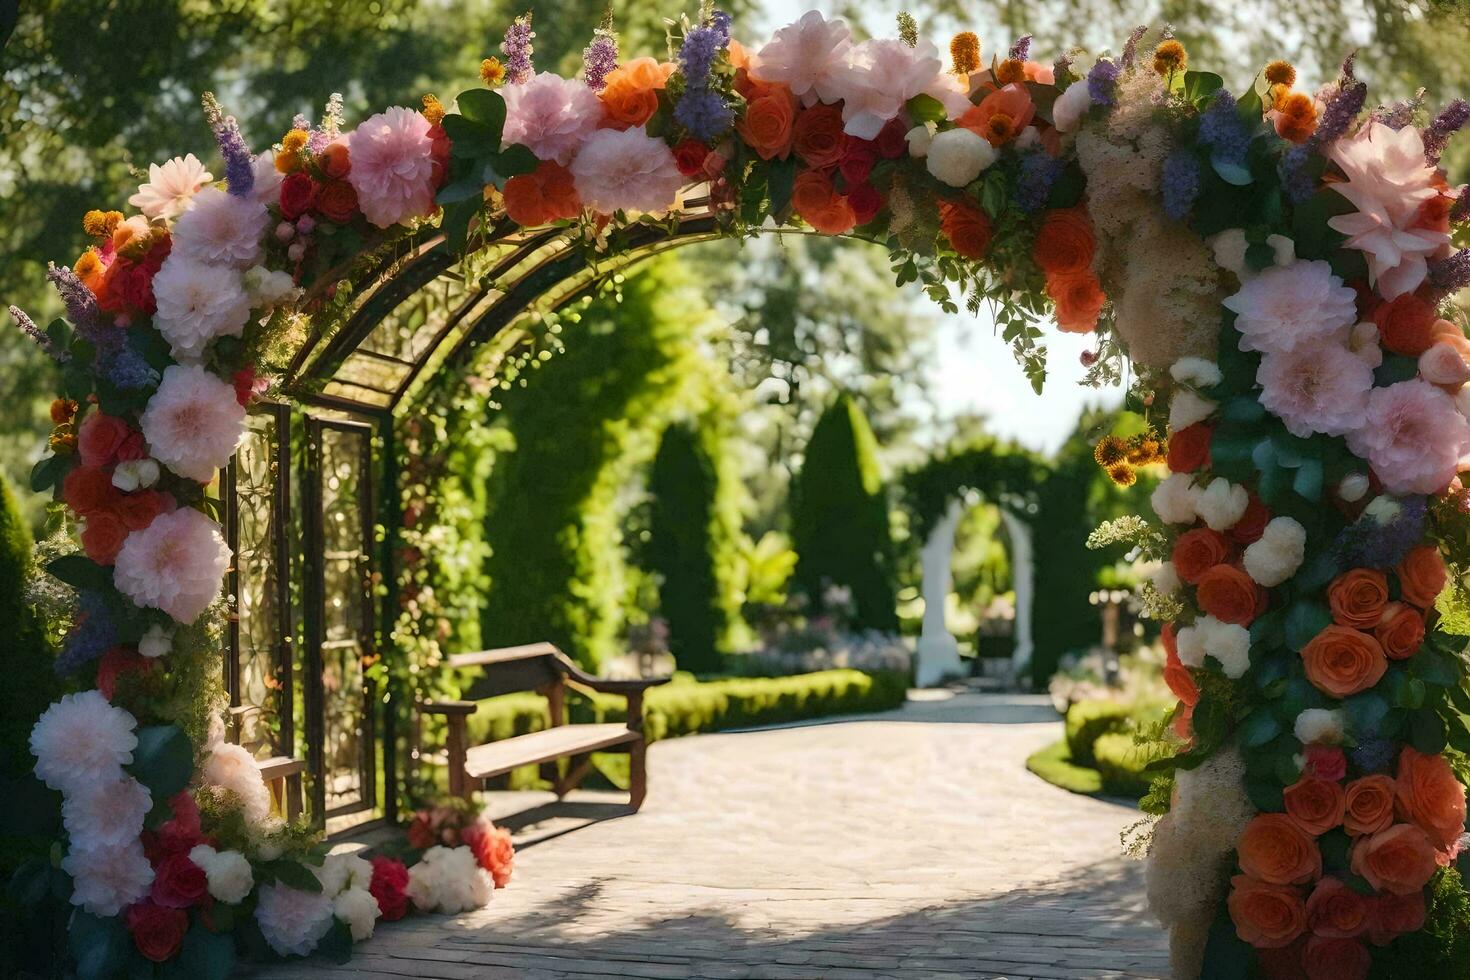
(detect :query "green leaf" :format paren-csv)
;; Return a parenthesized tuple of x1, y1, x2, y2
(5, 857, 52, 908)
(454, 88, 507, 137)
(1239, 709, 1281, 747)
(1211, 152, 1253, 186)
(261, 858, 322, 893)
(45, 554, 113, 592)
(767, 157, 797, 217)
(1236, 86, 1264, 121)
(30, 453, 67, 493)
(1200, 910, 1253, 980)
(1245, 773, 1285, 811)
(1285, 601, 1332, 652)
(497, 143, 540, 178)
(1292, 458, 1324, 502)
(435, 177, 485, 206)
(440, 114, 497, 157)
(440, 199, 480, 250)
(1416, 649, 1461, 688)
(128, 725, 193, 801)
(1410, 709, 1447, 754)
(905, 94, 947, 124)
(70, 912, 130, 980)
(316, 920, 354, 965)
(177, 920, 234, 980)
(1344, 691, 1390, 735)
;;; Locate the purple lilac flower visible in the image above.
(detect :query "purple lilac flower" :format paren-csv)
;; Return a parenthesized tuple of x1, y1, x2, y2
(1333, 495, 1427, 569)
(292, 112, 311, 131)
(1198, 90, 1250, 165)
(1279, 144, 1316, 204)
(1423, 98, 1470, 163)
(7, 305, 66, 362)
(106, 345, 159, 390)
(582, 25, 619, 89)
(502, 14, 536, 84)
(1376, 90, 1423, 131)
(56, 591, 115, 677)
(678, 18, 727, 83)
(1086, 59, 1119, 106)
(1351, 737, 1395, 774)
(1119, 25, 1148, 70)
(1015, 152, 1062, 213)
(202, 92, 253, 196)
(674, 87, 734, 141)
(1428, 249, 1470, 293)
(1161, 149, 1201, 219)
(1312, 79, 1367, 148)
(1009, 35, 1032, 61)
(1451, 193, 1470, 225)
(710, 9, 732, 43)
(46, 263, 105, 334)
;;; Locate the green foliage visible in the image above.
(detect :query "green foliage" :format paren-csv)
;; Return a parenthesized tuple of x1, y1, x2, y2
(1064, 699, 1136, 767)
(901, 437, 1047, 544)
(1024, 738, 1105, 795)
(1377, 868, 1470, 979)
(789, 393, 897, 632)
(0, 474, 56, 783)
(1091, 731, 1173, 798)
(647, 422, 741, 674)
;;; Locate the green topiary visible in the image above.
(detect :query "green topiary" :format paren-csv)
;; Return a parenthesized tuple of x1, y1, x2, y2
(1064, 699, 1134, 766)
(0, 473, 55, 783)
(1092, 731, 1173, 798)
(647, 422, 740, 674)
(789, 393, 897, 632)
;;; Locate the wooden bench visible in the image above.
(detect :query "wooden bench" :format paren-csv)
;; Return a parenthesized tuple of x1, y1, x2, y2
(422, 642, 670, 810)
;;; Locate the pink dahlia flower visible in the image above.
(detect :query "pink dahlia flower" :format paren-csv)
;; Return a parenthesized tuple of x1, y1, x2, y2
(346, 107, 437, 228)
(569, 127, 683, 214)
(1328, 122, 1452, 299)
(828, 38, 968, 139)
(113, 506, 230, 623)
(751, 10, 853, 107)
(502, 72, 605, 166)
(1256, 344, 1373, 437)
(1222, 259, 1359, 355)
(139, 364, 247, 483)
(170, 186, 269, 267)
(1347, 379, 1470, 494)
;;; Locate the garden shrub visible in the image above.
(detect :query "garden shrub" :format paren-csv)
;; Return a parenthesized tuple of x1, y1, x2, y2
(1092, 731, 1173, 798)
(789, 393, 897, 632)
(1063, 699, 1135, 766)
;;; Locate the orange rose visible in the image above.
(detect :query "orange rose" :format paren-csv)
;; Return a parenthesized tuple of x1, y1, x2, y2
(1373, 291, 1437, 357)
(1302, 935, 1370, 980)
(1395, 747, 1468, 850)
(957, 83, 1036, 146)
(502, 161, 582, 227)
(1284, 777, 1345, 836)
(1163, 630, 1199, 707)
(1374, 602, 1424, 660)
(1196, 563, 1262, 626)
(1227, 874, 1307, 948)
(1305, 877, 1371, 939)
(319, 140, 351, 179)
(791, 170, 857, 236)
(1343, 775, 1397, 836)
(793, 104, 848, 169)
(1397, 545, 1447, 609)
(81, 512, 128, 566)
(598, 57, 675, 129)
(1172, 527, 1232, 584)
(1300, 626, 1388, 698)
(1327, 569, 1388, 629)
(1047, 271, 1106, 334)
(939, 201, 992, 260)
(736, 80, 797, 160)
(1032, 207, 1096, 277)
(315, 179, 359, 223)
(1368, 889, 1427, 945)
(1237, 813, 1323, 885)
(1350, 823, 1439, 895)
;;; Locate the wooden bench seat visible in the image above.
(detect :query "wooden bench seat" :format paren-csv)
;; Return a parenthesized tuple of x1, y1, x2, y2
(422, 642, 670, 810)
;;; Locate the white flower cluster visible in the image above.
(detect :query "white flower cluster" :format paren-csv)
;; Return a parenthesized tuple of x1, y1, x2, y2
(317, 853, 382, 942)
(200, 741, 274, 826)
(407, 845, 495, 914)
(925, 128, 996, 187)
(1151, 474, 1249, 530)
(189, 844, 255, 903)
(1241, 516, 1307, 587)
(30, 691, 154, 916)
(255, 881, 336, 957)
(1175, 615, 1252, 678)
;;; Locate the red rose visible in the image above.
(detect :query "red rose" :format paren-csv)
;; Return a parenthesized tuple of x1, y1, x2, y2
(1231, 494, 1271, 545)
(97, 645, 153, 700)
(1166, 422, 1212, 473)
(872, 117, 908, 159)
(1172, 527, 1232, 584)
(151, 852, 208, 909)
(126, 901, 188, 962)
(81, 511, 128, 565)
(1373, 291, 1436, 356)
(150, 792, 206, 859)
(847, 183, 883, 225)
(316, 180, 359, 223)
(369, 856, 410, 921)
(793, 103, 848, 169)
(278, 172, 317, 220)
(1303, 935, 1370, 980)
(78, 413, 133, 468)
(116, 489, 170, 531)
(672, 139, 710, 177)
(839, 142, 877, 185)
(428, 123, 451, 191)
(233, 366, 258, 406)
(1304, 745, 1348, 783)
(62, 465, 120, 518)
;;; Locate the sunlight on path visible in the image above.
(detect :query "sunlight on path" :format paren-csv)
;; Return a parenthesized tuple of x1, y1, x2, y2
(253, 693, 1169, 979)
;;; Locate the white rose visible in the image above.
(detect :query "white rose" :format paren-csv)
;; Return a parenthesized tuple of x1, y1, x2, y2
(1175, 624, 1206, 668)
(1169, 357, 1223, 389)
(333, 886, 381, 941)
(111, 458, 160, 492)
(138, 623, 174, 659)
(1051, 78, 1093, 133)
(190, 844, 255, 904)
(905, 123, 935, 158)
(1267, 234, 1296, 267)
(1338, 473, 1370, 503)
(1195, 477, 1249, 532)
(1151, 473, 1201, 525)
(1294, 708, 1346, 746)
(1242, 517, 1307, 587)
(925, 128, 996, 187)
(1151, 561, 1181, 596)
(1199, 616, 1252, 679)
(1169, 389, 1218, 432)
(1209, 228, 1250, 278)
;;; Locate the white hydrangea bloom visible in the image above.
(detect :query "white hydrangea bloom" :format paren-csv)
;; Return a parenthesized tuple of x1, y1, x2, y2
(1294, 708, 1347, 746)
(189, 844, 255, 904)
(1169, 357, 1223, 389)
(333, 886, 381, 941)
(925, 128, 996, 187)
(1151, 473, 1201, 525)
(1194, 478, 1249, 532)
(1242, 517, 1307, 587)
(1169, 389, 1218, 433)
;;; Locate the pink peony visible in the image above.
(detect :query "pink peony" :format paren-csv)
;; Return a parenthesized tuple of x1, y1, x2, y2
(1223, 259, 1359, 354)
(502, 72, 605, 166)
(30, 690, 137, 794)
(113, 507, 230, 623)
(569, 127, 684, 214)
(150, 256, 252, 362)
(1328, 122, 1452, 299)
(827, 38, 968, 139)
(200, 741, 273, 825)
(1347, 379, 1470, 494)
(1256, 344, 1373, 437)
(346, 107, 438, 228)
(751, 10, 853, 107)
(170, 186, 269, 267)
(63, 839, 155, 918)
(139, 364, 247, 482)
(61, 774, 151, 848)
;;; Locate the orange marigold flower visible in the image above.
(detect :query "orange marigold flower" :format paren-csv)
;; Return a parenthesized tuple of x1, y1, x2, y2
(950, 32, 980, 75)
(1094, 435, 1128, 467)
(281, 129, 309, 153)
(1265, 60, 1296, 87)
(1153, 40, 1187, 76)
(82, 209, 123, 238)
(50, 399, 78, 424)
(480, 57, 507, 87)
(1107, 464, 1137, 487)
(73, 249, 104, 288)
(275, 148, 302, 174)
(49, 431, 77, 452)
(421, 94, 446, 126)
(994, 58, 1026, 85)
(1274, 92, 1318, 143)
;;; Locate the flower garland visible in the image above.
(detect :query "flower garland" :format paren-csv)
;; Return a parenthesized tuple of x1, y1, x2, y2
(9, 8, 1470, 978)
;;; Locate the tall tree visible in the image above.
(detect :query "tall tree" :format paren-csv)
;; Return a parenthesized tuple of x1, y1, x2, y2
(789, 392, 898, 632)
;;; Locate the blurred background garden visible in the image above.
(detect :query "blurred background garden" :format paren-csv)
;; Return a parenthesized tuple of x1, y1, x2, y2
(2, 0, 1469, 883)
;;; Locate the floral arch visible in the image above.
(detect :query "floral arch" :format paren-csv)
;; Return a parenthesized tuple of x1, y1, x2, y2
(12, 7, 1470, 979)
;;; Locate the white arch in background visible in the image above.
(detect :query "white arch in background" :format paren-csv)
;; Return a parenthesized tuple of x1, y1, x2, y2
(915, 496, 1035, 687)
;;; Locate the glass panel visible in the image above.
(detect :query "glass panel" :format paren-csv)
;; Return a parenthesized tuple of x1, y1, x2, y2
(234, 411, 290, 757)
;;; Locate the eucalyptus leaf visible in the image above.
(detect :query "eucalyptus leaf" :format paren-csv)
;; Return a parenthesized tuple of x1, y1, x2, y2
(128, 725, 193, 801)
(1211, 152, 1253, 186)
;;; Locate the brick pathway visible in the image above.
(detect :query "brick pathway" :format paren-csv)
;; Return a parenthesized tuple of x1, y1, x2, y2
(253, 692, 1169, 979)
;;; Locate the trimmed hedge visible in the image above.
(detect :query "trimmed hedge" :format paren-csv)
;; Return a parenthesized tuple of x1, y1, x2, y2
(460, 669, 909, 789)
(1063, 699, 1135, 767)
(1092, 731, 1173, 798)
(1024, 738, 1104, 796)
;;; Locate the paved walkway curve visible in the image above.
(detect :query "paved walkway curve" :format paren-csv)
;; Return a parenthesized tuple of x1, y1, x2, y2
(254, 693, 1170, 980)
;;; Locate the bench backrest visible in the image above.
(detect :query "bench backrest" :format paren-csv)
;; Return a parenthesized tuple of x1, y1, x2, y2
(449, 642, 569, 699)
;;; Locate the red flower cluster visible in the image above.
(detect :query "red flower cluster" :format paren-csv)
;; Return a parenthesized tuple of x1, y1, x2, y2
(61, 464, 171, 564)
(369, 856, 411, 921)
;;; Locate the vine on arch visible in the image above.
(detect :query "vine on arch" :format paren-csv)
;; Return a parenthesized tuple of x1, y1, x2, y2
(7, 5, 1470, 978)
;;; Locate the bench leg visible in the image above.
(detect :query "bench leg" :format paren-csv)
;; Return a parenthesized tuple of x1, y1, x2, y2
(629, 739, 648, 811)
(554, 753, 595, 799)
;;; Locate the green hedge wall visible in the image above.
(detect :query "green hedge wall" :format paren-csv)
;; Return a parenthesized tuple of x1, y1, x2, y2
(789, 393, 897, 632)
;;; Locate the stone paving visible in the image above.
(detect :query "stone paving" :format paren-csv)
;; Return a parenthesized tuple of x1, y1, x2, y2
(253, 692, 1170, 979)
